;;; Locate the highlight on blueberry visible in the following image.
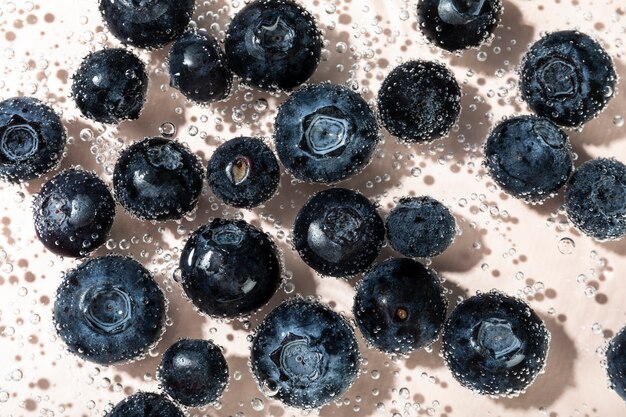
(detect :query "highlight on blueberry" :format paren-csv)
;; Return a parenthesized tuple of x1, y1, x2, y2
(113, 137, 204, 221)
(606, 325, 626, 403)
(353, 258, 448, 354)
(250, 297, 360, 409)
(483, 115, 574, 203)
(274, 82, 380, 183)
(224, 0, 323, 91)
(441, 290, 550, 396)
(106, 392, 184, 417)
(33, 168, 115, 258)
(53, 255, 166, 365)
(292, 187, 385, 277)
(0, 96, 66, 183)
(519, 30, 617, 127)
(564, 158, 626, 241)
(207, 137, 280, 208)
(377, 60, 461, 143)
(157, 338, 228, 407)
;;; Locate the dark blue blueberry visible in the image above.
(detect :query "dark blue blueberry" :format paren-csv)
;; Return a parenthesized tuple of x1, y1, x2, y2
(564, 158, 626, 241)
(353, 258, 447, 354)
(180, 219, 281, 318)
(274, 83, 380, 183)
(53, 255, 166, 365)
(386, 196, 456, 258)
(224, 0, 322, 92)
(113, 137, 204, 221)
(99, 0, 195, 49)
(293, 188, 385, 277)
(417, 0, 503, 52)
(483, 115, 574, 203)
(606, 326, 626, 403)
(33, 168, 115, 258)
(106, 392, 183, 417)
(377, 60, 461, 143)
(157, 338, 228, 407)
(207, 137, 280, 208)
(250, 298, 360, 409)
(0, 97, 66, 183)
(72, 48, 148, 124)
(168, 30, 233, 103)
(520, 30, 617, 127)
(441, 290, 550, 396)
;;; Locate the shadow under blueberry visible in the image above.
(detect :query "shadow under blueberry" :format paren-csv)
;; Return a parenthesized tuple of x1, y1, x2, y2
(432, 213, 489, 273)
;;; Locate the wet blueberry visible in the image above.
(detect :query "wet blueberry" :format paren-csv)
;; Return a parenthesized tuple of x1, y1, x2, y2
(207, 137, 280, 208)
(157, 338, 228, 407)
(442, 290, 550, 396)
(224, 0, 322, 91)
(250, 298, 360, 409)
(520, 30, 617, 127)
(606, 326, 626, 403)
(274, 83, 380, 183)
(0, 97, 66, 183)
(484, 115, 574, 202)
(353, 258, 448, 354)
(180, 219, 281, 318)
(72, 48, 148, 124)
(33, 168, 115, 258)
(113, 137, 204, 221)
(293, 188, 385, 277)
(54, 255, 166, 365)
(564, 158, 626, 241)
(107, 392, 184, 417)
(377, 60, 461, 143)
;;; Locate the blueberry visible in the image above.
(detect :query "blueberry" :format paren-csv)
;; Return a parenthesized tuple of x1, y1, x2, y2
(72, 48, 148, 124)
(106, 392, 183, 417)
(353, 258, 447, 354)
(113, 137, 204, 221)
(519, 30, 617, 127)
(417, 0, 503, 52)
(386, 196, 456, 258)
(180, 219, 281, 318)
(168, 30, 233, 103)
(207, 137, 280, 208)
(99, 0, 195, 49)
(224, 0, 322, 92)
(0, 97, 66, 183)
(441, 290, 550, 396)
(377, 60, 461, 143)
(53, 255, 166, 365)
(606, 326, 626, 403)
(33, 168, 115, 258)
(293, 188, 385, 277)
(274, 83, 380, 183)
(483, 115, 574, 202)
(250, 297, 360, 409)
(564, 158, 626, 241)
(157, 338, 228, 407)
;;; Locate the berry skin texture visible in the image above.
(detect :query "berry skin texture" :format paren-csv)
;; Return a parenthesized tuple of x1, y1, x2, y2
(168, 30, 233, 103)
(53, 255, 166, 365)
(353, 258, 448, 354)
(207, 137, 280, 208)
(386, 196, 456, 258)
(293, 188, 385, 277)
(377, 60, 461, 143)
(33, 168, 115, 258)
(180, 219, 281, 318)
(0, 97, 66, 183)
(274, 82, 380, 183)
(224, 0, 322, 92)
(519, 30, 617, 127)
(606, 326, 626, 403)
(72, 48, 148, 124)
(483, 115, 574, 203)
(106, 392, 183, 417)
(113, 137, 204, 221)
(564, 158, 626, 241)
(99, 0, 195, 49)
(157, 339, 229, 407)
(417, 0, 503, 52)
(250, 298, 360, 409)
(441, 290, 550, 397)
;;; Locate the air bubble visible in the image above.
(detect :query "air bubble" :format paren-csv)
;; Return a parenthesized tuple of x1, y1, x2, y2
(159, 122, 177, 138)
(557, 237, 575, 254)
